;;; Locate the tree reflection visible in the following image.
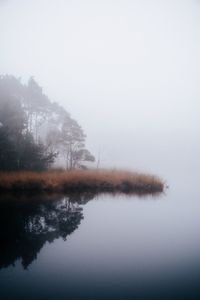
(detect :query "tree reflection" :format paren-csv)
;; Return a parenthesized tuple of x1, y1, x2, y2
(0, 193, 95, 269)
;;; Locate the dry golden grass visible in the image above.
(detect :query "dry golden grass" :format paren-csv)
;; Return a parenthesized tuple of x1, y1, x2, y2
(0, 169, 164, 195)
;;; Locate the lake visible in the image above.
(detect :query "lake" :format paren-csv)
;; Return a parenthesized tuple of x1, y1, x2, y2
(0, 136, 200, 300)
(0, 175, 200, 300)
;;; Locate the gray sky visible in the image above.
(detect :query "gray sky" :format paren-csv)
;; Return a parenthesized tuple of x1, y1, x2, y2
(0, 0, 200, 174)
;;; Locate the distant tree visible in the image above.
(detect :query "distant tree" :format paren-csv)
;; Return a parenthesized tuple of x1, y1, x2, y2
(61, 117, 95, 170)
(18, 133, 57, 171)
(0, 75, 24, 101)
(0, 126, 17, 171)
(0, 77, 56, 171)
(0, 74, 94, 171)
(0, 92, 27, 170)
(23, 77, 52, 142)
(45, 128, 61, 156)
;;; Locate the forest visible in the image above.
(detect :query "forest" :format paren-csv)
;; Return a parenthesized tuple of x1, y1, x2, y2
(0, 75, 95, 171)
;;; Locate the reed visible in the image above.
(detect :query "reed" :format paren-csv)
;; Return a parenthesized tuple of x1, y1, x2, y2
(0, 169, 164, 195)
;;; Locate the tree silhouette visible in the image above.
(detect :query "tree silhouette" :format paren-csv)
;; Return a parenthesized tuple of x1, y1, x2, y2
(61, 117, 95, 169)
(0, 75, 94, 170)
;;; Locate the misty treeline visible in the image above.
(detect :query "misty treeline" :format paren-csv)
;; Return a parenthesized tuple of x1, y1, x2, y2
(0, 75, 95, 171)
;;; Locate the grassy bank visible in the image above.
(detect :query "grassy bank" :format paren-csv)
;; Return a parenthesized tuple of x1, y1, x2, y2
(0, 169, 164, 195)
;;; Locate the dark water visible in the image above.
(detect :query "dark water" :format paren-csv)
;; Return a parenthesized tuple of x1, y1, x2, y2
(0, 174, 200, 300)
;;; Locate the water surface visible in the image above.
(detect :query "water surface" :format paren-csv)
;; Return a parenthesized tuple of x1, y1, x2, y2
(0, 173, 200, 300)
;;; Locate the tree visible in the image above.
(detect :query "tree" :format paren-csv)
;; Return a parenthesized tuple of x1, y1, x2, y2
(0, 76, 57, 171)
(0, 92, 27, 170)
(18, 133, 57, 171)
(61, 117, 95, 169)
(0, 126, 17, 171)
(0, 74, 94, 171)
(23, 77, 52, 142)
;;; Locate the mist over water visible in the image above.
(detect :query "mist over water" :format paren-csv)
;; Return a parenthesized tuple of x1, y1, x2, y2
(1, 0, 199, 179)
(0, 0, 200, 299)
(0, 0, 199, 163)
(0, 177, 200, 300)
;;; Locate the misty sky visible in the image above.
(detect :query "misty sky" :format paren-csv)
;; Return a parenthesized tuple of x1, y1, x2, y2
(0, 0, 200, 174)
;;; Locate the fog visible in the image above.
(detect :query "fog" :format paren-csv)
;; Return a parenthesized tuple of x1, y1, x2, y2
(0, 0, 200, 176)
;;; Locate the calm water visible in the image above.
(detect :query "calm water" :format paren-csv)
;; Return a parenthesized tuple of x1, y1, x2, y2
(0, 171, 200, 299)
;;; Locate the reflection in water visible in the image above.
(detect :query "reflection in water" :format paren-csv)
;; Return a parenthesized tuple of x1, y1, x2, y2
(0, 193, 95, 269)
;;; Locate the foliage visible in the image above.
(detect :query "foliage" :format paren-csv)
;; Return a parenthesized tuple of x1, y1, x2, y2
(60, 117, 95, 169)
(0, 75, 94, 171)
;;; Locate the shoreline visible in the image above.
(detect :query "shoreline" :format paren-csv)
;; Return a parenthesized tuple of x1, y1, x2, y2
(0, 169, 164, 195)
